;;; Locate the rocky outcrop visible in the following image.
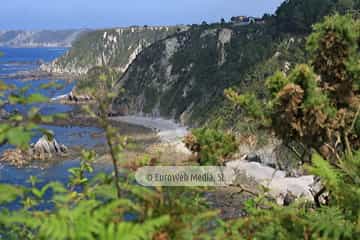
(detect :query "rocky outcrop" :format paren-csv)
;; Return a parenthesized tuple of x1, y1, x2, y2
(217, 28, 232, 66)
(31, 135, 68, 158)
(41, 26, 186, 75)
(1, 135, 68, 167)
(227, 159, 317, 205)
(51, 91, 93, 104)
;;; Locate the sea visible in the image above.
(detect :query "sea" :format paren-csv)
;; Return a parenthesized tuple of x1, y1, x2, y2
(0, 47, 111, 188)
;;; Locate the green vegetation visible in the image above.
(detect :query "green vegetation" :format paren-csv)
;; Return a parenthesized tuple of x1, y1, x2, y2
(0, 69, 218, 240)
(0, 160, 216, 239)
(184, 126, 238, 165)
(77, 66, 120, 94)
(1, 1, 360, 239)
(213, 152, 360, 239)
(117, 22, 305, 125)
(211, 13, 360, 239)
(275, 0, 336, 33)
(52, 26, 181, 74)
(114, 0, 360, 127)
(115, 3, 317, 125)
(228, 14, 360, 163)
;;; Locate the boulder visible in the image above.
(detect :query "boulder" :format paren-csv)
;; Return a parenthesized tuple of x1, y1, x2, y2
(227, 159, 316, 205)
(0, 135, 68, 167)
(30, 135, 68, 159)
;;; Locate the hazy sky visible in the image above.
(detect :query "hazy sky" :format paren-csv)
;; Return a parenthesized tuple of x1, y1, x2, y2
(1, 0, 285, 30)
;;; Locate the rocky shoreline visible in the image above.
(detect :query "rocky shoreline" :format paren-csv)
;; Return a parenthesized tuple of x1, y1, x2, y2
(110, 116, 319, 207)
(0, 69, 79, 81)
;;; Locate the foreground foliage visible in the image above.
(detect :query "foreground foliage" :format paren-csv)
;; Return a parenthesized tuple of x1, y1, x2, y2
(0, 167, 216, 239)
(0, 66, 217, 240)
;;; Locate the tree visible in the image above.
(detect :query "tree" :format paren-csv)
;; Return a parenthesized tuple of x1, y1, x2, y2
(275, 0, 336, 33)
(227, 14, 360, 164)
(217, 13, 360, 239)
(80, 66, 123, 198)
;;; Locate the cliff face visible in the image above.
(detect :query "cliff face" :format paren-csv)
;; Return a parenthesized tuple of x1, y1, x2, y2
(41, 26, 185, 75)
(0, 30, 85, 48)
(115, 23, 306, 125)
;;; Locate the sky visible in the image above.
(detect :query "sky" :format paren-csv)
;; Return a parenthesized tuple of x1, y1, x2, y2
(0, 0, 285, 30)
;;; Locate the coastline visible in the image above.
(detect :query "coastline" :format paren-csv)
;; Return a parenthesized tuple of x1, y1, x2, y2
(111, 116, 193, 158)
(0, 69, 79, 82)
(110, 115, 316, 205)
(4, 60, 317, 207)
(110, 116, 188, 143)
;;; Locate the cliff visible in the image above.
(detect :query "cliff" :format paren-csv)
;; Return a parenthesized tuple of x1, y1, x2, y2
(114, 23, 306, 125)
(41, 26, 186, 75)
(113, 0, 352, 126)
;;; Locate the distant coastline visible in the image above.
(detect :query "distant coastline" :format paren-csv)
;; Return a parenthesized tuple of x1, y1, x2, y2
(0, 29, 87, 48)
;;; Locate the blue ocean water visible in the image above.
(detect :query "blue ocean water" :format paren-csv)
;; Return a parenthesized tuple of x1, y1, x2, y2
(0, 47, 67, 74)
(0, 48, 110, 187)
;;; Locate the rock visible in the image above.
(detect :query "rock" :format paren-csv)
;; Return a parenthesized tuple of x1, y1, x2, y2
(226, 159, 316, 204)
(236, 138, 280, 169)
(238, 139, 302, 174)
(217, 28, 233, 66)
(0, 135, 68, 167)
(30, 135, 68, 159)
(283, 191, 297, 206)
(245, 153, 261, 163)
(309, 176, 329, 206)
(56, 91, 94, 104)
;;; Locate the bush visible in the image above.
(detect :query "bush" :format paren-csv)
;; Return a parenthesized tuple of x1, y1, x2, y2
(184, 127, 238, 165)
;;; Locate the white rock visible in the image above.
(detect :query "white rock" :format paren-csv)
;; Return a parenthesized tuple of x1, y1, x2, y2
(226, 159, 315, 202)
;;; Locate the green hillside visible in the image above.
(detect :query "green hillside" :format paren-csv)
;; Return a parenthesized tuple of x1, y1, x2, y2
(113, 0, 358, 126)
(42, 26, 184, 74)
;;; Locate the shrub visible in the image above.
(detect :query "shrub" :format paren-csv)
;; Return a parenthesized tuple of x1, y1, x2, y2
(184, 127, 238, 165)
